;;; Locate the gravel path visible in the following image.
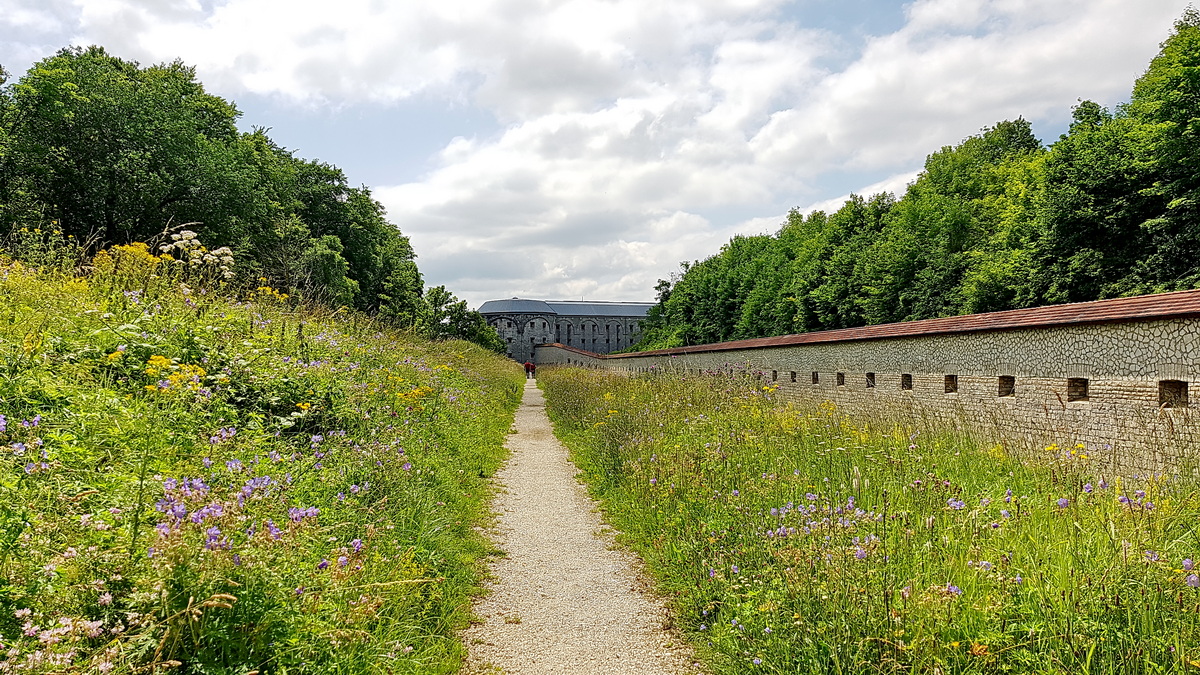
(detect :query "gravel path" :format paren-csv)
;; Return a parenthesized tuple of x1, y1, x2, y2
(462, 379, 700, 675)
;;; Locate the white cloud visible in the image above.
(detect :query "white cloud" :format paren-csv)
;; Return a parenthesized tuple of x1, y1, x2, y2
(0, 0, 1190, 308)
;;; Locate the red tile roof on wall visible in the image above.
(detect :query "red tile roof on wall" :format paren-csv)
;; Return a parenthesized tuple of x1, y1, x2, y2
(540, 288, 1200, 360)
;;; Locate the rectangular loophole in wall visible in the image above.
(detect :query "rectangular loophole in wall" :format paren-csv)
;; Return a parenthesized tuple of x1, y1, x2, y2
(1067, 378, 1089, 402)
(998, 375, 1016, 398)
(901, 373, 913, 390)
(945, 374, 958, 393)
(771, 370, 778, 382)
(865, 372, 876, 388)
(789, 371, 797, 383)
(811, 371, 819, 385)
(1159, 380, 1188, 408)
(836, 372, 845, 386)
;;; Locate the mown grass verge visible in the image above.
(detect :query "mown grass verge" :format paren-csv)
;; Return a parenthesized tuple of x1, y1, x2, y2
(540, 366, 1200, 674)
(0, 245, 523, 673)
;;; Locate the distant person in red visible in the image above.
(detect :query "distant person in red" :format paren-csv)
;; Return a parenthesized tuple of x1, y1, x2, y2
(524, 361, 536, 379)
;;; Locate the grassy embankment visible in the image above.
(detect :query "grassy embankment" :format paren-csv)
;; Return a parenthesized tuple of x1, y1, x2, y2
(0, 238, 523, 673)
(541, 366, 1200, 674)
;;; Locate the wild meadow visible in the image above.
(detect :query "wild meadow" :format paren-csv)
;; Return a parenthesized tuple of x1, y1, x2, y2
(0, 231, 523, 673)
(541, 366, 1200, 674)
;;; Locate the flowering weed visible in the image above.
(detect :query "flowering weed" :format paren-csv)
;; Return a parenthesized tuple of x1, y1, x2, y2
(0, 253, 523, 673)
(541, 367, 1200, 674)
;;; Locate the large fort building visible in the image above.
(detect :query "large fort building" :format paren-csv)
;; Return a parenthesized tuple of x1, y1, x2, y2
(478, 298, 654, 362)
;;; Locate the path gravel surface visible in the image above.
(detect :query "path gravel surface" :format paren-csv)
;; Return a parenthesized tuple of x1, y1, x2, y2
(462, 379, 700, 675)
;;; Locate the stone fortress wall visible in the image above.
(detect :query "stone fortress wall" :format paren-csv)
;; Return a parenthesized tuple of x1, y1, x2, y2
(535, 290, 1200, 475)
(479, 298, 654, 363)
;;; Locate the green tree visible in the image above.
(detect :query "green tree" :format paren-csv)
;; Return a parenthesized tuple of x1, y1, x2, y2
(3, 46, 244, 242)
(417, 286, 504, 352)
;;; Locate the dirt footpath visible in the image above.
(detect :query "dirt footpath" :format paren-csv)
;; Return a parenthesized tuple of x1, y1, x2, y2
(462, 379, 699, 675)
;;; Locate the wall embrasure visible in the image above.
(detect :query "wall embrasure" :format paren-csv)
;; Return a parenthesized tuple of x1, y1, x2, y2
(535, 317, 1200, 475)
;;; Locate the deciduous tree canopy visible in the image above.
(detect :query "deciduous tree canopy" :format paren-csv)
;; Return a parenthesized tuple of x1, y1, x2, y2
(0, 46, 501, 351)
(638, 11, 1200, 350)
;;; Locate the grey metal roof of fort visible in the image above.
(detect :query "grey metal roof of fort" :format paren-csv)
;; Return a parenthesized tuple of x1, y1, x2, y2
(477, 298, 655, 317)
(545, 301, 654, 317)
(477, 298, 558, 315)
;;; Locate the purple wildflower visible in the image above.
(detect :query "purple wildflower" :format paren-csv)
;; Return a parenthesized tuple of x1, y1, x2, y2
(945, 583, 963, 596)
(266, 519, 282, 540)
(317, 559, 330, 571)
(947, 498, 965, 510)
(1057, 498, 1069, 509)
(204, 527, 222, 550)
(1188, 574, 1200, 588)
(1184, 559, 1195, 571)
(351, 538, 363, 553)
(1083, 483, 1094, 493)
(288, 506, 319, 522)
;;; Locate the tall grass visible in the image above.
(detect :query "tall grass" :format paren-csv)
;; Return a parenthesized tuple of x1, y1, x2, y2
(540, 367, 1200, 674)
(0, 235, 523, 674)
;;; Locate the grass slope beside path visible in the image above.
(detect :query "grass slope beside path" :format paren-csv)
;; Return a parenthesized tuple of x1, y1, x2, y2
(539, 367, 1200, 674)
(0, 251, 523, 674)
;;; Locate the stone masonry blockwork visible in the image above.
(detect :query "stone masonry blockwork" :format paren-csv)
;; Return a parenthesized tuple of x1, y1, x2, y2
(535, 294, 1200, 475)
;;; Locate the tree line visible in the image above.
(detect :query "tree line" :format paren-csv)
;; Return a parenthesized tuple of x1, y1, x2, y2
(637, 11, 1200, 350)
(0, 46, 503, 351)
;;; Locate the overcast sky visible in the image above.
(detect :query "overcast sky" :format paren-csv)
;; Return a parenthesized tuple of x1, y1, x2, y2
(1, 0, 1188, 308)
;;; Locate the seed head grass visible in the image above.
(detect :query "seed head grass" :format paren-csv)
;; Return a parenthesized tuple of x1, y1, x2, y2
(0, 243, 523, 674)
(540, 366, 1200, 674)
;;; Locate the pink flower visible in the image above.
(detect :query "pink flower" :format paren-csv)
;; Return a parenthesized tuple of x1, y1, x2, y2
(98, 593, 113, 606)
